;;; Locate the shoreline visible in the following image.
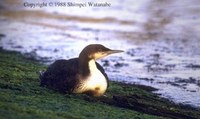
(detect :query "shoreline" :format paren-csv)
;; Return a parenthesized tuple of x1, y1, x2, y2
(0, 49, 199, 119)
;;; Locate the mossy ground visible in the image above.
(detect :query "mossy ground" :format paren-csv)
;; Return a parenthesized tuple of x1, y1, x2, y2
(0, 49, 199, 119)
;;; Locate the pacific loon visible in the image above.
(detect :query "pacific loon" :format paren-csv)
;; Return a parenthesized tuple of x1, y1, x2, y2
(39, 44, 123, 96)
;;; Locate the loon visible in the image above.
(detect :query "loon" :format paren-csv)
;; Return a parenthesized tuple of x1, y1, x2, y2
(39, 44, 123, 96)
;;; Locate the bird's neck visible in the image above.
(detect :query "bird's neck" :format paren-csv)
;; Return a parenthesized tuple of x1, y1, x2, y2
(88, 59, 97, 73)
(78, 56, 96, 77)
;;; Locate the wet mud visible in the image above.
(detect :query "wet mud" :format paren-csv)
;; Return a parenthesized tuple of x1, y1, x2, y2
(0, 0, 200, 108)
(81, 82, 200, 119)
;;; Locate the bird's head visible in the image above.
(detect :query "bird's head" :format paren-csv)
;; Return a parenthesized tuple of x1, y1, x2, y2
(79, 44, 123, 60)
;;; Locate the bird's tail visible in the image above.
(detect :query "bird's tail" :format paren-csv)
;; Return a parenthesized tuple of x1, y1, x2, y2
(39, 71, 45, 87)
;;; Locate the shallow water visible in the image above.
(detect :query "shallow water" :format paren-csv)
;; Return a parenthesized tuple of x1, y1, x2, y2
(0, 0, 200, 108)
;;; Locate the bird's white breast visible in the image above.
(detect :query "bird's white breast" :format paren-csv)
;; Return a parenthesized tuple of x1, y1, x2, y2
(85, 60, 108, 96)
(73, 60, 108, 96)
